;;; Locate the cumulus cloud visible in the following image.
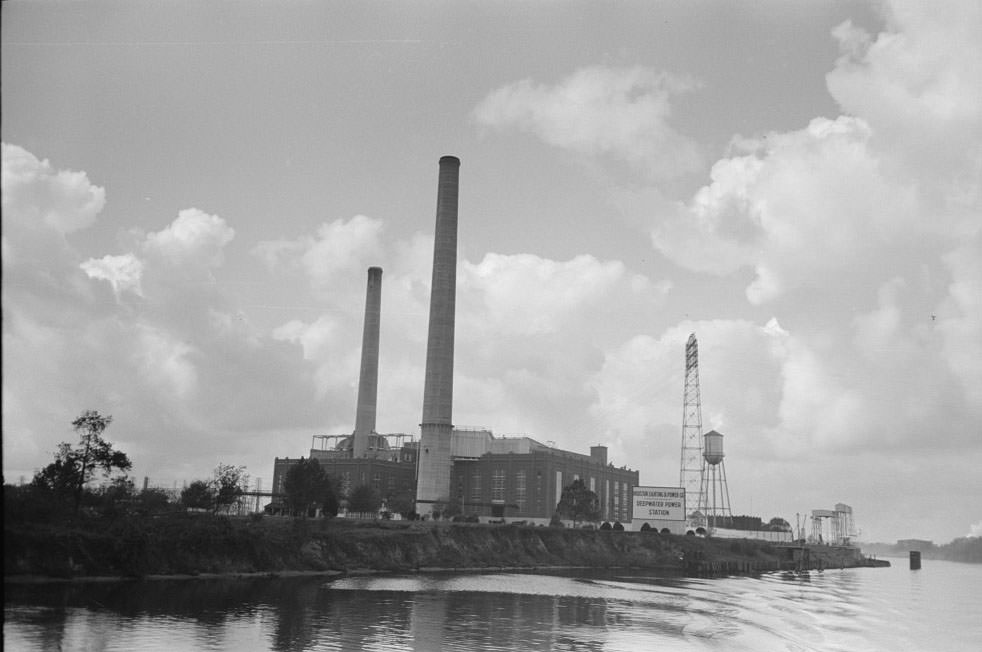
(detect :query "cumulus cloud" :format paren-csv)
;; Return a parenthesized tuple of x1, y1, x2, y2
(634, 1, 982, 472)
(2, 144, 323, 485)
(938, 234, 982, 407)
(649, 0, 980, 308)
(459, 253, 641, 336)
(589, 320, 789, 468)
(827, 1, 982, 199)
(253, 216, 670, 443)
(80, 254, 144, 298)
(1, 142, 105, 235)
(144, 208, 234, 269)
(652, 115, 924, 304)
(473, 66, 703, 179)
(253, 214, 386, 318)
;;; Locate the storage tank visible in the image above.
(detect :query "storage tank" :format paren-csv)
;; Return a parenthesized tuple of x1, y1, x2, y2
(703, 430, 724, 465)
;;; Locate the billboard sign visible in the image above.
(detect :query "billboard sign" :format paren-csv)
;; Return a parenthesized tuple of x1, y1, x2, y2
(633, 486, 685, 521)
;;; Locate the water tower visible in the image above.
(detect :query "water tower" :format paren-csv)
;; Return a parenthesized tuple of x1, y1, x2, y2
(698, 430, 732, 531)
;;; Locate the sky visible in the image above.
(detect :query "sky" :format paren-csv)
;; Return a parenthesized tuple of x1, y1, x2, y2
(2, 0, 980, 544)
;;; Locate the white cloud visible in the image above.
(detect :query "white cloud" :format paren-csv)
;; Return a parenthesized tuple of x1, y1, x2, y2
(1, 145, 327, 487)
(80, 254, 144, 298)
(938, 234, 982, 408)
(827, 1, 982, 200)
(253, 215, 384, 297)
(653, 115, 922, 304)
(590, 320, 789, 469)
(144, 208, 234, 269)
(134, 325, 198, 399)
(459, 253, 636, 336)
(1, 142, 106, 235)
(473, 66, 703, 179)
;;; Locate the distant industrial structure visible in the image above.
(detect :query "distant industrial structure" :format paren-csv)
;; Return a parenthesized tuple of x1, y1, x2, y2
(699, 429, 732, 528)
(679, 334, 704, 516)
(271, 156, 638, 524)
(268, 156, 855, 540)
(678, 334, 732, 531)
(809, 503, 857, 546)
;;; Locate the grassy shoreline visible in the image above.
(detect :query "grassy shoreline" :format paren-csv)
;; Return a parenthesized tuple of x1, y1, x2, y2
(4, 513, 882, 582)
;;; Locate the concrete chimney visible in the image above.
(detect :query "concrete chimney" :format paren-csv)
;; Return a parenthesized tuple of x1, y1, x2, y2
(352, 266, 383, 458)
(416, 155, 460, 515)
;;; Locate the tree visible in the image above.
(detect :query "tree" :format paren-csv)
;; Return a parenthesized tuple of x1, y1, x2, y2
(32, 410, 132, 514)
(136, 487, 173, 514)
(386, 486, 416, 518)
(213, 464, 249, 513)
(555, 479, 601, 527)
(282, 458, 339, 518)
(768, 517, 791, 532)
(96, 476, 135, 519)
(181, 480, 215, 510)
(348, 484, 381, 514)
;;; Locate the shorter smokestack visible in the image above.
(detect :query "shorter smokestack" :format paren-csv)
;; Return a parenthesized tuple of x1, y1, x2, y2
(352, 266, 383, 458)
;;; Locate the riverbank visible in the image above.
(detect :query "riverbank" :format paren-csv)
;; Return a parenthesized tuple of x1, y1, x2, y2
(4, 514, 886, 582)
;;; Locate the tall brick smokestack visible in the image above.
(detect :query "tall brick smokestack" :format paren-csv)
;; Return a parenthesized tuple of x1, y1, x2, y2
(352, 266, 383, 459)
(416, 155, 459, 515)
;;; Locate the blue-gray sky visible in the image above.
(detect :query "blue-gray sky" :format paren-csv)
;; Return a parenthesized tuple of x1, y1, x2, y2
(3, 0, 980, 543)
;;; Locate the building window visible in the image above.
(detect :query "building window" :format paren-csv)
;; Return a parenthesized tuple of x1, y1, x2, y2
(492, 469, 506, 502)
(589, 477, 596, 493)
(342, 472, 352, 496)
(556, 471, 563, 507)
(607, 479, 612, 520)
(373, 472, 381, 491)
(614, 481, 621, 519)
(471, 474, 482, 503)
(515, 470, 527, 513)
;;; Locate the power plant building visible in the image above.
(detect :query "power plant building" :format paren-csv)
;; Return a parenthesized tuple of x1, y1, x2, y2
(269, 155, 639, 524)
(272, 430, 638, 524)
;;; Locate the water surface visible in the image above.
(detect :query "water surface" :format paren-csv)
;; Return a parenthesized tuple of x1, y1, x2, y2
(5, 560, 980, 651)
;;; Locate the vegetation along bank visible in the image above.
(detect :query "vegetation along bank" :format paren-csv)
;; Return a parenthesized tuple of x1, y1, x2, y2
(5, 514, 887, 582)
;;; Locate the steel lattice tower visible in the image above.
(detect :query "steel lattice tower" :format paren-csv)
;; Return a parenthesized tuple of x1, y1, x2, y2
(679, 333, 704, 518)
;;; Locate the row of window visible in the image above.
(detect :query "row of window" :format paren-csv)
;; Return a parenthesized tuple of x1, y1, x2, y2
(463, 467, 631, 520)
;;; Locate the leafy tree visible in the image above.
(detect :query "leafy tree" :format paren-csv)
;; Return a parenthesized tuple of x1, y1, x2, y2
(348, 484, 382, 514)
(96, 476, 135, 519)
(136, 487, 173, 514)
(386, 486, 416, 518)
(213, 464, 249, 513)
(768, 517, 791, 532)
(181, 480, 215, 510)
(283, 458, 339, 518)
(441, 499, 462, 520)
(32, 410, 131, 514)
(555, 479, 601, 527)
(429, 500, 447, 520)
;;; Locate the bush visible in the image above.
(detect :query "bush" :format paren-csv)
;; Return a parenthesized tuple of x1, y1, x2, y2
(600, 522, 612, 531)
(640, 522, 651, 532)
(613, 522, 624, 531)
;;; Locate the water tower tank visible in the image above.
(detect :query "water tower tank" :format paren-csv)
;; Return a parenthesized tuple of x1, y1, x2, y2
(703, 430, 724, 465)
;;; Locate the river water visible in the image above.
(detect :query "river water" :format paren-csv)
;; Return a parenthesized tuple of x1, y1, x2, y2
(5, 559, 980, 651)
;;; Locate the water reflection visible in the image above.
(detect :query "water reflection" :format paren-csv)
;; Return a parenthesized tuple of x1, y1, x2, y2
(6, 564, 982, 651)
